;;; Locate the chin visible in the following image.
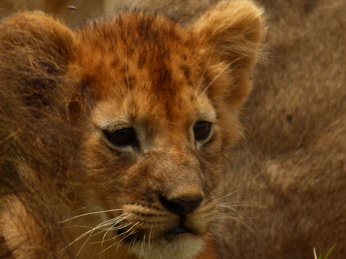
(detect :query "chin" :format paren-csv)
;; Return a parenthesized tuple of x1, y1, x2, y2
(129, 234, 205, 259)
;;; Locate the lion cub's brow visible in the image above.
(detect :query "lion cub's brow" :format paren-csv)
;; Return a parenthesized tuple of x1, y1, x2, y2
(96, 111, 217, 129)
(93, 97, 217, 130)
(90, 87, 218, 132)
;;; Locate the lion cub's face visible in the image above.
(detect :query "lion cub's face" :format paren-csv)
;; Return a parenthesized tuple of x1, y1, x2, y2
(86, 73, 219, 258)
(0, 1, 263, 258)
(68, 4, 263, 257)
(75, 15, 226, 258)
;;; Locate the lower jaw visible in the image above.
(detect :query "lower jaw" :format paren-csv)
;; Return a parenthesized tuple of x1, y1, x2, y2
(127, 234, 205, 259)
(162, 231, 201, 243)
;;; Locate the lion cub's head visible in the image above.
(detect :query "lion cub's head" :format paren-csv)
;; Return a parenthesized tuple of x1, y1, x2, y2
(0, 1, 264, 258)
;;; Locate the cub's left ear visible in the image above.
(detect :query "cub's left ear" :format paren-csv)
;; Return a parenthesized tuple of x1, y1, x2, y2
(0, 11, 77, 110)
(192, 0, 265, 107)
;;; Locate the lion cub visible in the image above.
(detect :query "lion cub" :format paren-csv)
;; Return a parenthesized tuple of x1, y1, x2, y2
(0, 1, 264, 258)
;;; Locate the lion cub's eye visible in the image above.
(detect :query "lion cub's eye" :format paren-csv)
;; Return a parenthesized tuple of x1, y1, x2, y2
(193, 121, 212, 142)
(102, 127, 138, 147)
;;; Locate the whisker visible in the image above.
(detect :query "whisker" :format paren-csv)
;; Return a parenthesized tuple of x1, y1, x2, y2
(120, 222, 142, 240)
(98, 222, 142, 255)
(217, 203, 258, 208)
(64, 224, 109, 230)
(76, 228, 97, 257)
(87, 220, 134, 242)
(75, 215, 132, 257)
(93, 239, 121, 256)
(67, 214, 132, 252)
(141, 233, 146, 255)
(217, 203, 256, 219)
(61, 208, 124, 223)
(215, 212, 260, 240)
(76, 220, 121, 257)
(129, 233, 139, 253)
(215, 190, 243, 200)
(101, 225, 117, 247)
(148, 225, 153, 250)
(67, 214, 131, 234)
(86, 234, 115, 245)
(124, 224, 142, 254)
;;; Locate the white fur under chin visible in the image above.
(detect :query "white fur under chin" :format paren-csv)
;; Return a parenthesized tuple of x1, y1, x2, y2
(129, 235, 205, 259)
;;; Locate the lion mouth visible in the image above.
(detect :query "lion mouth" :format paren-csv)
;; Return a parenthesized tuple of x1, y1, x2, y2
(114, 223, 197, 243)
(167, 225, 191, 235)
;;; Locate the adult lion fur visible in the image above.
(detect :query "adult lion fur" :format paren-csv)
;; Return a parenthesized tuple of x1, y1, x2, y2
(0, 0, 219, 26)
(217, 0, 346, 258)
(0, 1, 264, 258)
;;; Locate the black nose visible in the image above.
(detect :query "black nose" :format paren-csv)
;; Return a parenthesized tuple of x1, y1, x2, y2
(159, 194, 204, 216)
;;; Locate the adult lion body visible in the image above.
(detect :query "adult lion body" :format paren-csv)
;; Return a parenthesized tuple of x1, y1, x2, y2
(0, 1, 264, 258)
(218, 0, 346, 258)
(0, 0, 219, 26)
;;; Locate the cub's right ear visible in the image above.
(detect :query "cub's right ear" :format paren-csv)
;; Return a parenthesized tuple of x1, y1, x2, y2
(191, 0, 265, 108)
(0, 12, 77, 109)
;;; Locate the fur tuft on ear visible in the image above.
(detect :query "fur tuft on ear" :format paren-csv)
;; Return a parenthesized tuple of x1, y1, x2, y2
(193, 0, 265, 68)
(1, 11, 76, 60)
(192, 0, 265, 107)
(0, 11, 77, 112)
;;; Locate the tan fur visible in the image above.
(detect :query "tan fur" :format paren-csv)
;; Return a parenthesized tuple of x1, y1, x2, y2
(0, 0, 106, 26)
(0, 0, 219, 26)
(217, 0, 346, 258)
(0, 1, 264, 258)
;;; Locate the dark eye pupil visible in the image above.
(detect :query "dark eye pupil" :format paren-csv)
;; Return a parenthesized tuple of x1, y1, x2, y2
(193, 121, 211, 141)
(103, 127, 137, 147)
